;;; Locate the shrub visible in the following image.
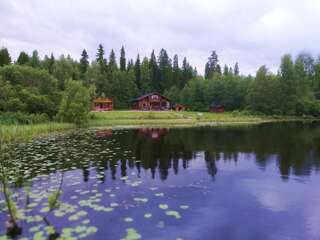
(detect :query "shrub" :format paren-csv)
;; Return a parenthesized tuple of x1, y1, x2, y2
(56, 80, 90, 127)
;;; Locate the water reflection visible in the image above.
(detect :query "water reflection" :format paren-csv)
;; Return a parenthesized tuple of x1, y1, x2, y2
(1, 122, 320, 184)
(1, 122, 320, 239)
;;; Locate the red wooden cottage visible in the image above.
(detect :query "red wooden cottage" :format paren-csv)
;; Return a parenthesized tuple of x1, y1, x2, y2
(93, 97, 113, 111)
(209, 104, 225, 113)
(132, 92, 171, 111)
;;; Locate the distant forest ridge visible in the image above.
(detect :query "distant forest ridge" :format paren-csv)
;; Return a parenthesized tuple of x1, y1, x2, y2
(0, 45, 319, 117)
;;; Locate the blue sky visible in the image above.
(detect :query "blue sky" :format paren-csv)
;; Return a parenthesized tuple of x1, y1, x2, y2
(1, 0, 320, 75)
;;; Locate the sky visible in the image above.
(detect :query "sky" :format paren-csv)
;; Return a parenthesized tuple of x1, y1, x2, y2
(1, 0, 320, 75)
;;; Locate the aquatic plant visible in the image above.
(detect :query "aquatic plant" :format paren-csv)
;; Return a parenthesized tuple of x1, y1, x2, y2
(0, 145, 22, 237)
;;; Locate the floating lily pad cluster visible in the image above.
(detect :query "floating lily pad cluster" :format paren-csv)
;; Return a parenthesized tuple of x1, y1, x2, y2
(0, 129, 193, 239)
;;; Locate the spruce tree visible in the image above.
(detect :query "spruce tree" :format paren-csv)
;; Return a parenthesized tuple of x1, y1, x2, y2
(172, 54, 181, 87)
(205, 51, 219, 79)
(234, 62, 239, 76)
(109, 49, 117, 71)
(30, 50, 40, 68)
(0, 48, 11, 66)
(134, 54, 141, 91)
(120, 46, 126, 71)
(96, 44, 107, 72)
(127, 59, 134, 72)
(149, 50, 158, 91)
(17, 51, 30, 65)
(48, 53, 55, 74)
(80, 49, 89, 79)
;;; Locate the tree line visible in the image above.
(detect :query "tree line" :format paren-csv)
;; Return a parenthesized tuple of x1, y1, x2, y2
(0, 45, 320, 124)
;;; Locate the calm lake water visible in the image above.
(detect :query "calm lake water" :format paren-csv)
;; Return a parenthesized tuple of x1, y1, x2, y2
(1, 122, 320, 240)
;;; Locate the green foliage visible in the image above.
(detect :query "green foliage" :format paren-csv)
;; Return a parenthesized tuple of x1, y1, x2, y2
(0, 112, 49, 124)
(57, 80, 90, 126)
(48, 190, 62, 210)
(0, 65, 60, 117)
(0, 48, 11, 66)
(246, 66, 281, 114)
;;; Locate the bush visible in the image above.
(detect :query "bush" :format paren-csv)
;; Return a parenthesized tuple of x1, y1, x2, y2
(0, 112, 49, 124)
(56, 80, 90, 127)
(295, 99, 320, 117)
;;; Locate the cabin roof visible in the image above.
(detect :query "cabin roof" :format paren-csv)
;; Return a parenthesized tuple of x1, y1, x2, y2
(131, 92, 170, 102)
(94, 97, 113, 103)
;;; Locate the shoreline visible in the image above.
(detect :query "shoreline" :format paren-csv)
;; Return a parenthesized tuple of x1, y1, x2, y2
(1, 111, 319, 143)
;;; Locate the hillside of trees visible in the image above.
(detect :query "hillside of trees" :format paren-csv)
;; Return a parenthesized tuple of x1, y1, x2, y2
(0, 45, 320, 121)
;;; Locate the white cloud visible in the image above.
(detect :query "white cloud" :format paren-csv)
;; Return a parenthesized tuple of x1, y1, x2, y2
(1, 0, 320, 75)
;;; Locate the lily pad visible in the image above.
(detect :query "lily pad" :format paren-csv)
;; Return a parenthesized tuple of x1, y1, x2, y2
(159, 204, 169, 210)
(121, 228, 142, 240)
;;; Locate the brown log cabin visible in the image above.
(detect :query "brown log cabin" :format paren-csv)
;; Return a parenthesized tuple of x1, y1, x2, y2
(132, 92, 171, 111)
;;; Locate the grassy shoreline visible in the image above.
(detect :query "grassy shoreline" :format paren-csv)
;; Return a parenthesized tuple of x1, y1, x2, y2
(1, 111, 319, 143)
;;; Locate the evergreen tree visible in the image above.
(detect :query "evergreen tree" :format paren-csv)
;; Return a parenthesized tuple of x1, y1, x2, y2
(109, 49, 117, 71)
(127, 59, 134, 72)
(181, 57, 193, 89)
(30, 50, 40, 68)
(234, 62, 239, 76)
(134, 54, 141, 91)
(205, 51, 219, 79)
(149, 50, 158, 91)
(17, 52, 30, 65)
(96, 44, 107, 72)
(172, 54, 181, 87)
(158, 49, 172, 92)
(48, 53, 55, 74)
(80, 49, 89, 79)
(120, 46, 126, 71)
(0, 48, 11, 66)
(140, 57, 151, 93)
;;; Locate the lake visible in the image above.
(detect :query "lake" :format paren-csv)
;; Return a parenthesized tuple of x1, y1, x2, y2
(1, 122, 320, 240)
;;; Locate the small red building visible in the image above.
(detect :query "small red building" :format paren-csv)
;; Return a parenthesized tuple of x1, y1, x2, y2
(172, 103, 186, 112)
(209, 104, 225, 113)
(93, 98, 113, 111)
(132, 92, 171, 111)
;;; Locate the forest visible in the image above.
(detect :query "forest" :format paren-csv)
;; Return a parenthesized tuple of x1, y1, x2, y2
(0, 45, 320, 125)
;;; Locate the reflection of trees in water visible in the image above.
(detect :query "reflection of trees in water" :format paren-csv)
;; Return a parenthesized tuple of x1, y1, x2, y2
(2, 122, 320, 183)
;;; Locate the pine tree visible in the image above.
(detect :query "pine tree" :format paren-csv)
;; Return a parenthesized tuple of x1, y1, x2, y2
(109, 49, 117, 71)
(172, 54, 181, 87)
(17, 51, 30, 65)
(0, 48, 11, 66)
(30, 50, 40, 68)
(80, 49, 89, 79)
(158, 49, 172, 92)
(205, 51, 219, 79)
(48, 53, 55, 74)
(96, 44, 107, 72)
(140, 57, 151, 94)
(149, 50, 158, 91)
(127, 59, 134, 72)
(120, 46, 126, 71)
(181, 57, 193, 89)
(134, 54, 141, 91)
(234, 62, 239, 75)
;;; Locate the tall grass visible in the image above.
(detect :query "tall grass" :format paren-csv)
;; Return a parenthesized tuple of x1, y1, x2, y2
(0, 123, 73, 143)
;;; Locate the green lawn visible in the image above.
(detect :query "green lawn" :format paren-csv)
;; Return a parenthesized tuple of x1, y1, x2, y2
(90, 110, 269, 127)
